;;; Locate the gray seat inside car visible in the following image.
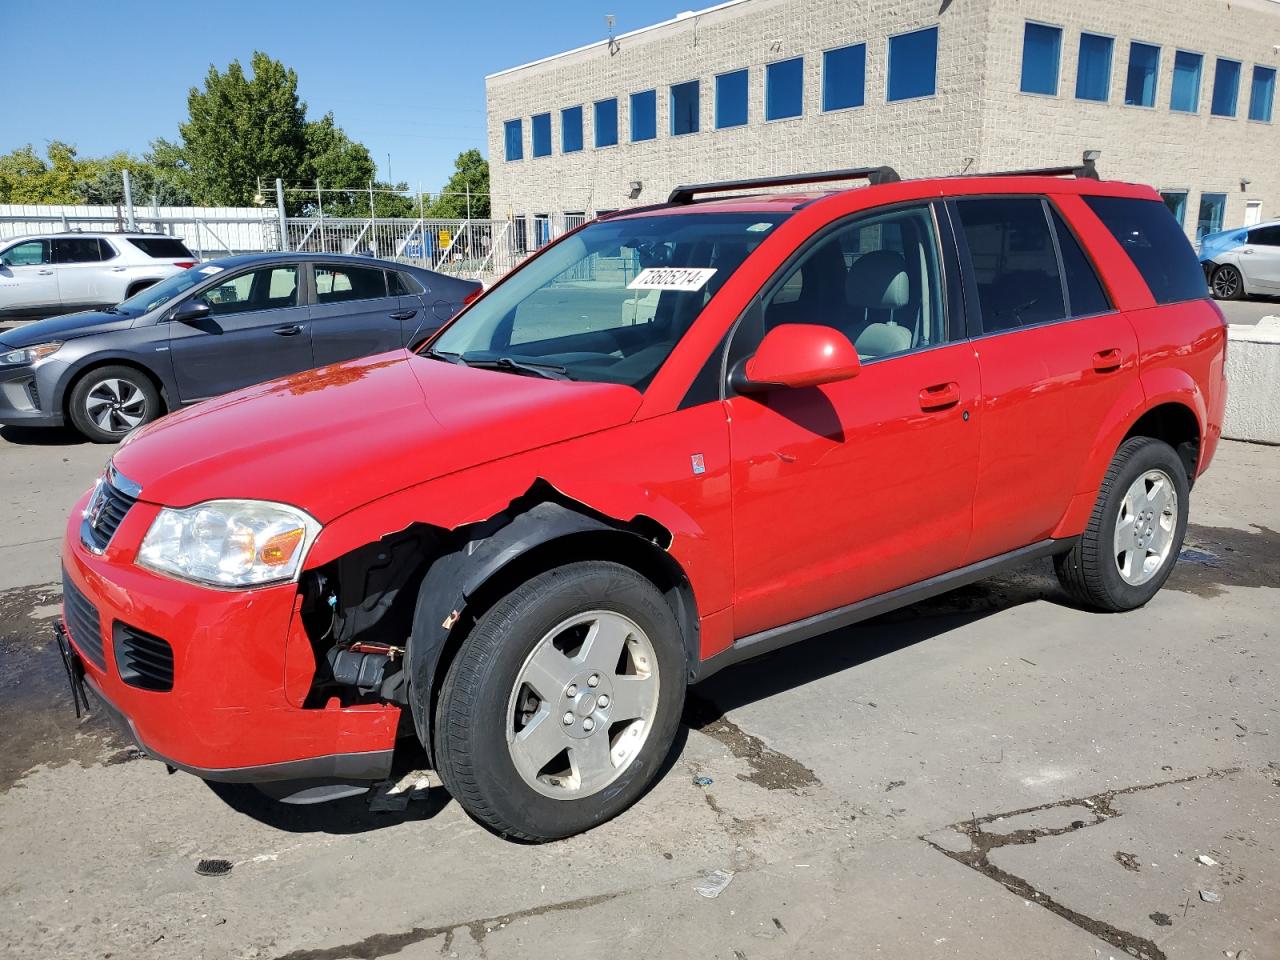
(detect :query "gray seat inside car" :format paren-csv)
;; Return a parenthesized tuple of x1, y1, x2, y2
(845, 250, 914, 357)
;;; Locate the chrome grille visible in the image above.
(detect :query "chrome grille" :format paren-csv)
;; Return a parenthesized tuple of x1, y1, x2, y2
(80, 467, 139, 554)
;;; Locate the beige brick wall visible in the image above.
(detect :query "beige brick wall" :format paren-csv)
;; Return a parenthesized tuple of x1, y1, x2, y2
(486, 0, 1280, 240)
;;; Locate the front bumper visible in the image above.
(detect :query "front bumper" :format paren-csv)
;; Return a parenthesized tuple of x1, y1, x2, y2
(0, 361, 62, 427)
(60, 491, 399, 782)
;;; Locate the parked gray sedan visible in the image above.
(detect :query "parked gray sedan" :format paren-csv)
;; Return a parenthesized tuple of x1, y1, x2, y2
(0, 253, 480, 442)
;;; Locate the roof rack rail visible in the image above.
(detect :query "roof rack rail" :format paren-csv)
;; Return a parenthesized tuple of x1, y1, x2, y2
(667, 166, 901, 205)
(971, 152, 1100, 181)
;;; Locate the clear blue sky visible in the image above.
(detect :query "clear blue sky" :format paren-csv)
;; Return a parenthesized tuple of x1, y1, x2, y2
(0, 0, 693, 194)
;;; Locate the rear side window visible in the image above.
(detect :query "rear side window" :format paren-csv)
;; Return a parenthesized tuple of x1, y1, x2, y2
(1083, 196, 1207, 304)
(126, 237, 195, 259)
(387, 271, 422, 295)
(53, 237, 107, 263)
(315, 265, 388, 303)
(953, 197, 1066, 332)
(1048, 206, 1112, 317)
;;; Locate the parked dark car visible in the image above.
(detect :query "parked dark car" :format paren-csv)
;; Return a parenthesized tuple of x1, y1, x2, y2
(0, 253, 480, 442)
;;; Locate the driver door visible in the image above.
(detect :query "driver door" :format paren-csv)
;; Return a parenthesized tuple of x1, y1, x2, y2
(0, 239, 60, 317)
(725, 203, 981, 637)
(167, 263, 314, 402)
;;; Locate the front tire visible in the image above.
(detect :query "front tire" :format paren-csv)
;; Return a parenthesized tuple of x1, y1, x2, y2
(67, 365, 162, 443)
(1211, 264, 1245, 300)
(429, 561, 686, 841)
(1054, 437, 1189, 611)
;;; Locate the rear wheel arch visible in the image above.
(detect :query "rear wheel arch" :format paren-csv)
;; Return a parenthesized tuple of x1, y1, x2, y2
(124, 278, 160, 299)
(1123, 400, 1202, 483)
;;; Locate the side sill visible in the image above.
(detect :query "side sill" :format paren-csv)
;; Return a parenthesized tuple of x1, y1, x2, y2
(690, 538, 1073, 683)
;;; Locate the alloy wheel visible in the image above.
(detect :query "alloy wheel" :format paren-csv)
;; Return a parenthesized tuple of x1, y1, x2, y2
(84, 378, 148, 435)
(1212, 266, 1241, 299)
(1113, 469, 1178, 585)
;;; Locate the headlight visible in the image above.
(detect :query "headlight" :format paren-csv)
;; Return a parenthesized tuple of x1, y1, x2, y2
(137, 500, 321, 588)
(1, 341, 63, 365)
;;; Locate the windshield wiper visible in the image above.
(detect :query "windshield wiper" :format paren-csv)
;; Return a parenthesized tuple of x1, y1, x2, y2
(459, 355, 572, 381)
(423, 347, 463, 364)
(100, 306, 122, 314)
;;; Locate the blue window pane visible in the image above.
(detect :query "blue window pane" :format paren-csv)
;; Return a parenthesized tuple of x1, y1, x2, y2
(1124, 42, 1160, 107)
(1020, 23, 1061, 95)
(1170, 50, 1202, 112)
(766, 57, 804, 120)
(561, 106, 583, 153)
(630, 90, 657, 142)
(531, 113, 551, 157)
(1161, 191, 1188, 227)
(1075, 33, 1113, 102)
(503, 119, 522, 161)
(594, 98, 618, 147)
(716, 69, 748, 128)
(823, 43, 866, 110)
(1197, 193, 1226, 243)
(1250, 66, 1277, 122)
(1211, 58, 1242, 117)
(671, 80, 700, 135)
(887, 27, 938, 101)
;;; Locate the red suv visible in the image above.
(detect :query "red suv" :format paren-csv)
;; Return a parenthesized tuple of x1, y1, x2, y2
(60, 162, 1226, 840)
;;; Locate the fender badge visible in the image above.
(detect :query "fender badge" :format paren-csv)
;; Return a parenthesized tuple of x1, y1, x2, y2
(691, 453, 706, 476)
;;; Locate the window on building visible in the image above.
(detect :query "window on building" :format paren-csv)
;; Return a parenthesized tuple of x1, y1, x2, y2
(534, 214, 551, 249)
(1075, 33, 1113, 102)
(716, 69, 749, 128)
(513, 216, 529, 255)
(1249, 65, 1276, 122)
(1020, 22, 1062, 95)
(1196, 193, 1226, 243)
(823, 43, 866, 110)
(1124, 42, 1160, 107)
(503, 119, 523, 161)
(671, 80, 700, 135)
(1211, 59, 1242, 117)
(1160, 190, 1189, 227)
(766, 56, 804, 119)
(1170, 50, 1203, 112)
(887, 26, 939, 101)
(631, 90, 657, 142)
(1084, 196, 1207, 303)
(531, 113, 552, 157)
(561, 106, 583, 153)
(594, 98, 619, 147)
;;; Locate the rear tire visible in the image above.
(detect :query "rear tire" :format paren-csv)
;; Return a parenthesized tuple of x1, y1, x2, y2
(1210, 264, 1245, 301)
(1054, 437, 1189, 611)
(429, 561, 686, 841)
(67, 365, 162, 443)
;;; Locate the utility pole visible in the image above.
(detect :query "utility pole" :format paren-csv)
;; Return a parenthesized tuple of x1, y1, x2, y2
(316, 180, 326, 253)
(275, 178, 288, 251)
(121, 169, 137, 231)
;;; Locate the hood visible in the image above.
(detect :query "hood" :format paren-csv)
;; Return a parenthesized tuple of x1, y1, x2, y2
(111, 350, 643, 522)
(0, 309, 134, 348)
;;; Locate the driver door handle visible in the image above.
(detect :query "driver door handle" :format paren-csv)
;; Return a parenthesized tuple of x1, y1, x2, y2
(37, 269, 53, 275)
(390, 309, 418, 320)
(273, 324, 304, 337)
(919, 382, 961, 411)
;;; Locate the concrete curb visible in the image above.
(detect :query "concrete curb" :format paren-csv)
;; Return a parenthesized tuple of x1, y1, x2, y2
(1224, 316, 1280, 445)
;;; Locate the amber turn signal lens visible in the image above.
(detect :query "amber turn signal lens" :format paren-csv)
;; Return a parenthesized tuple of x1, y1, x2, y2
(259, 527, 304, 567)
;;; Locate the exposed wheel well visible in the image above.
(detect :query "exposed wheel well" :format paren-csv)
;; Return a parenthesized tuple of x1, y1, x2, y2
(124, 279, 158, 299)
(63, 360, 168, 421)
(1124, 402, 1200, 483)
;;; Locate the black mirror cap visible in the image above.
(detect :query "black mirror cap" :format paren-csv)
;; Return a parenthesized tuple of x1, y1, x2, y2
(172, 299, 211, 323)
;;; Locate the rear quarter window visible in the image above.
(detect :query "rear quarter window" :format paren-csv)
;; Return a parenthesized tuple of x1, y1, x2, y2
(1082, 196, 1208, 305)
(126, 237, 196, 259)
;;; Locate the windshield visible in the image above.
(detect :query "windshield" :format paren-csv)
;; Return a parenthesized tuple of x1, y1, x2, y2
(115, 264, 222, 315)
(429, 212, 788, 387)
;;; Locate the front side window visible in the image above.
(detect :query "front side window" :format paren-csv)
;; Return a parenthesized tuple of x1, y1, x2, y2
(594, 98, 618, 147)
(429, 213, 788, 388)
(1020, 23, 1062, 95)
(1075, 33, 1113, 102)
(1124, 42, 1160, 107)
(504, 119, 523, 161)
(1248, 65, 1275, 122)
(561, 106, 583, 153)
(716, 69, 749, 128)
(1161, 190, 1189, 227)
(758, 204, 946, 360)
(823, 43, 866, 110)
(1196, 193, 1227, 243)
(671, 80, 700, 135)
(1247, 224, 1280, 247)
(887, 27, 938, 101)
(766, 57, 804, 120)
(631, 90, 657, 142)
(1084, 195, 1207, 304)
(531, 113, 552, 157)
(2, 239, 50, 266)
(315, 265, 387, 304)
(1170, 51, 1203, 112)
(1211, 58, 1242, 117)
(202, 266, 298, 315)
(53, 237, 107, 264)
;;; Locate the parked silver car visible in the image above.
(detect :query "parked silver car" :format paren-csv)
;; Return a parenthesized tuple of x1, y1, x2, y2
(0, 232, 196, 320)
(1199, 219, 1280, 300)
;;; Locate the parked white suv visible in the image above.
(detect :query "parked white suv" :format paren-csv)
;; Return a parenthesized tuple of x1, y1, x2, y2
(0, 232, 197, 320)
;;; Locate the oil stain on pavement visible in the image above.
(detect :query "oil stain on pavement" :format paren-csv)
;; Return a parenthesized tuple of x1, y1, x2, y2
(1170, 523, 1280, 598)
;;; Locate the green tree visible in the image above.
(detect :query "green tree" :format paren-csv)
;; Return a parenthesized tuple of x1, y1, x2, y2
(426, 149, 490, 219)
(0, 142, 89, 203)
(72, 152, 193, 205)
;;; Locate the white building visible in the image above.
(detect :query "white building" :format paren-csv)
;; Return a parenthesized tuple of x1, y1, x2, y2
(486, 0, 1280, 248)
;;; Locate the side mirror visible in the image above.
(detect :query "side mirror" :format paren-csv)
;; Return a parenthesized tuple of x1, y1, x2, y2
(734, 323, 861, 393)
(172, 299, 211, 323)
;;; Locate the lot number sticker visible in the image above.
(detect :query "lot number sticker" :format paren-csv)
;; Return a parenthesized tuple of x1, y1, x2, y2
(627, 267, 717, 292)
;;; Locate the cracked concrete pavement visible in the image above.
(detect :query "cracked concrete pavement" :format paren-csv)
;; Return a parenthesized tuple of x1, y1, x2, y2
(0, 427, 1276, 960)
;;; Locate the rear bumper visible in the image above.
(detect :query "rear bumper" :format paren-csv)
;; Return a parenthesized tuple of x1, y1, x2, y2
(60, 491, 400, 783)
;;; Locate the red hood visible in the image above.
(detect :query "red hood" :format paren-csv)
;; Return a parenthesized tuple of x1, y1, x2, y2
(112, 351, 642, 522)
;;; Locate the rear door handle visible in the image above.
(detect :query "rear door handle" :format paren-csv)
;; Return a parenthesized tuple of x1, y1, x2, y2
(390, 309, 418, 321)
(1092, 347, 1123, 372)
(111, 266, 127, 272)
(919, 381, 961, 411)
(273, 324, 304, 336)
